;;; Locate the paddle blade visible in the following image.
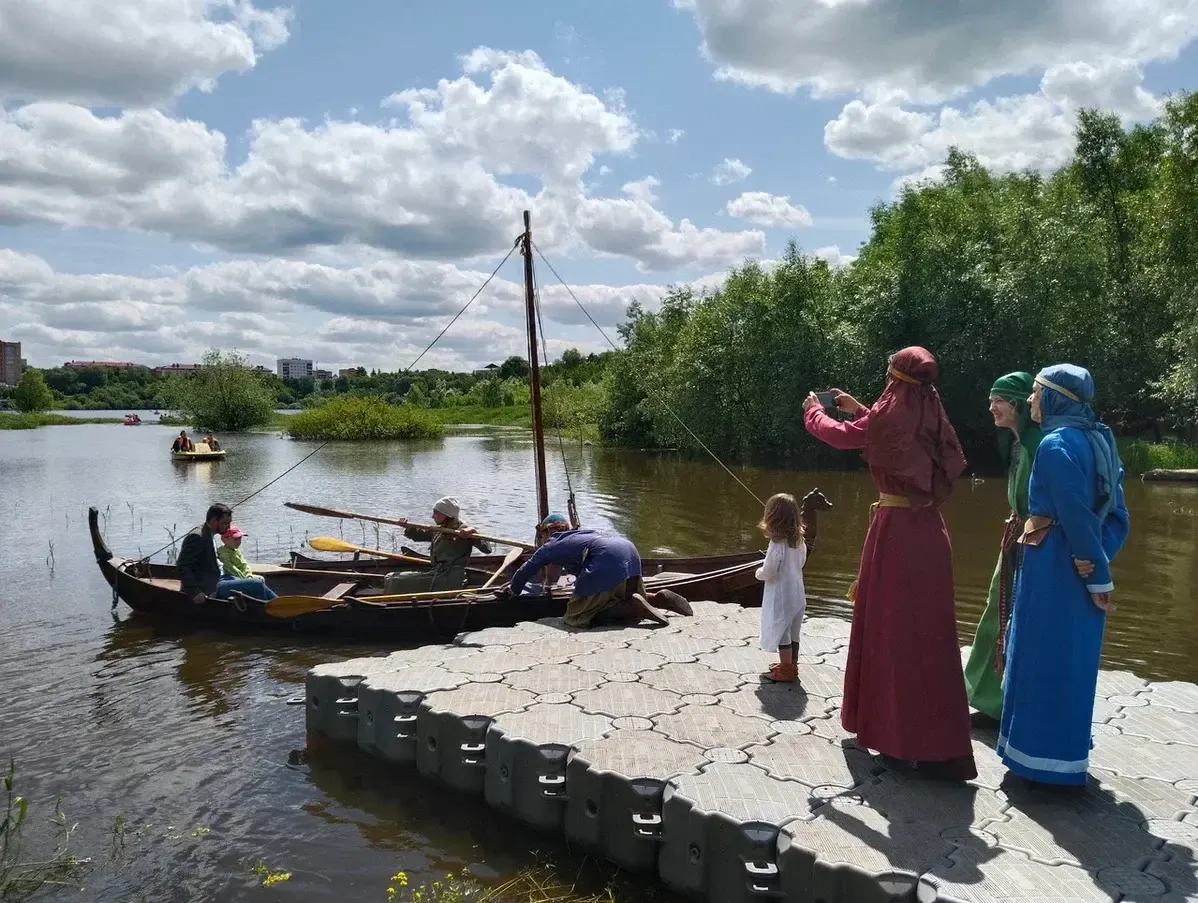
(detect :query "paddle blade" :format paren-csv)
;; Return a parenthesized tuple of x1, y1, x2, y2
(482, 545, 524, 589)
(265, 595, 334, 618)
(309, 536, 361, 554)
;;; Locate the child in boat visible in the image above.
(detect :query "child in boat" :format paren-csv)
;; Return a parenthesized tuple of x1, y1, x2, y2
(217, 525, 277, 600)
(756, 493, 808, 683)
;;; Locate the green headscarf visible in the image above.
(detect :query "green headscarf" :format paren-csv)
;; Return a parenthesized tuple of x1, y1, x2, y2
(990, 371, 1042, 464)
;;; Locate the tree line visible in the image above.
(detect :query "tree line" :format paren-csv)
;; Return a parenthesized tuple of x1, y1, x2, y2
(601, 94, 1198, 474)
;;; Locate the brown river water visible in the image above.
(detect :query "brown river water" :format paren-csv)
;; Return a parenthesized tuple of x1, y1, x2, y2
(1, 416, 1195, 901)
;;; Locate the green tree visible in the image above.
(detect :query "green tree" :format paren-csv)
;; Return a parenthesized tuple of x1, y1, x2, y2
(168, 349, 276, 431)
(11, 370, 54, 413)
(498, 356, 530, 381)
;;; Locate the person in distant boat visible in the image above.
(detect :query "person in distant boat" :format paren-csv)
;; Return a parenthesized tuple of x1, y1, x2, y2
(383, 496, 493, 593)
(204, 432, 221, 451)
(504, 514, 692, 628)
(172, 431, 194, 453)
(178, 503, 231, 604)
(216, 524, 277, 601)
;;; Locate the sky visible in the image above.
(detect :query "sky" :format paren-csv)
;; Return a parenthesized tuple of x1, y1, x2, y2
(1, 0, 1196, 372)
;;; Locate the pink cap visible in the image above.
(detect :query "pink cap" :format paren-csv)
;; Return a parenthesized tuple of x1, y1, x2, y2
(225, 525, 246, 539)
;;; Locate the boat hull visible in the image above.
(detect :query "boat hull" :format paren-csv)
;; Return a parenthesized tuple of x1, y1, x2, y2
(89, 508, 765, 642)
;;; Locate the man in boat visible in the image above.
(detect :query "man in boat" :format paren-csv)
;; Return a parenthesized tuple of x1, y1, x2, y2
(382, 496, 492, 593)
(172, 431, 194, 453)
(504, 513, 692, 628)
(177, 504, 276, 604)
(204, 432, 221, 451)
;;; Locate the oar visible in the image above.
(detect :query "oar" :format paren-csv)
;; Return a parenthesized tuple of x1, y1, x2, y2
(265, 584, 490, 618)
(482, 545, 524, 590)
(307, 536, 432, 565)
(285, 501, 534, 550)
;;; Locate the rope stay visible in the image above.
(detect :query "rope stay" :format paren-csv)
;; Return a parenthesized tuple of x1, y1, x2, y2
(528, 251, 580, 525)
(532, 241, 763, 507)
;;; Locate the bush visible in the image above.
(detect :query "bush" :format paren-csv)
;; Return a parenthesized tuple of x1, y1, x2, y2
(167, 349, 277, 432)
(284, 396, 445, 440)
(11, 371, 54, 414)
(1117, 438, 1198, 474)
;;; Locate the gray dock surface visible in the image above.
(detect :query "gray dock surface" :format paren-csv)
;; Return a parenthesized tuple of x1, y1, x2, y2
(304, 603, 1198, 902)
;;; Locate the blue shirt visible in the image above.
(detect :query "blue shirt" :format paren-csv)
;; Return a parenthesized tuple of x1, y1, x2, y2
(509, 529, 641, 597)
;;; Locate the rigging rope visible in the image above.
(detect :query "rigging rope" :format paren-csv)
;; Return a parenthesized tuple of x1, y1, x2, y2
(532, 242, 764, 507)
(529, 252, 579, 520)
(135, 238, 523, 563)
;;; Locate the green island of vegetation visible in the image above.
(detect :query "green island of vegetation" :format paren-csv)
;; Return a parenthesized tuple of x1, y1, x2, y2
(4, 98, 1198, 473)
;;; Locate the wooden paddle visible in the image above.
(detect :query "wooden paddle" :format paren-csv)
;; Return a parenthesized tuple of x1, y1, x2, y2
(307, 536, 432, 565)
(265, 583, 491, 618)
(482, 545, 524, 589)
(286, 501, 534, 550)
(303, 537, 495, 581)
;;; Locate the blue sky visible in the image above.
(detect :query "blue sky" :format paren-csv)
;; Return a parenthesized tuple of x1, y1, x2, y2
(2, 0, 1196, 371)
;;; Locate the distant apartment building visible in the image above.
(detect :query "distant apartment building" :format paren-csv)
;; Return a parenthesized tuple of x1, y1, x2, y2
(314, 368, 334, 380)
(152, 363, 202, 376)
(0, 341, 23, 386)
(277, 358, 314, 380)
(64, 360, 139, 371)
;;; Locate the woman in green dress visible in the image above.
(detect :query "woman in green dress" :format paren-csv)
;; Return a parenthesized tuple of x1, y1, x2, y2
(963, 372, 1043, 727)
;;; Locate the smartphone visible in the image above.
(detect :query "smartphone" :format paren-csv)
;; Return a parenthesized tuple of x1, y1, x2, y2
(815, 390, 838, 412)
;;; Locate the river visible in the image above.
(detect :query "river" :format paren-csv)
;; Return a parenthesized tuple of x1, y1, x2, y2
(1, 418, 1195, 901)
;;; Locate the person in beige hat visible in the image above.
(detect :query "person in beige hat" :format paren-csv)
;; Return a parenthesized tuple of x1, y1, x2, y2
(383, 496, 493, 593)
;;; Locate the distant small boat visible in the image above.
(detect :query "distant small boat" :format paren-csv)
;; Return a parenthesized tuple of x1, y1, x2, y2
(123, 414, 142, 426)
(171, 441, 226, 462)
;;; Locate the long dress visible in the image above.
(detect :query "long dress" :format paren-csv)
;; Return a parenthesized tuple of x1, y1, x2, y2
(998, 428, 1130, 785)
(963, 441, 1033, 719)
(805, 405, 974, 764)
(757, 539, 807, 651)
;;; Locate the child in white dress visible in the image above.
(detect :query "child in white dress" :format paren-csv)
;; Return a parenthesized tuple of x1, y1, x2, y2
(756, 493, 808, 683)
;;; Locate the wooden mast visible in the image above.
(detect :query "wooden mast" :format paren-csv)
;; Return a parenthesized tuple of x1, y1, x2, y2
(522, 210, 550, 524)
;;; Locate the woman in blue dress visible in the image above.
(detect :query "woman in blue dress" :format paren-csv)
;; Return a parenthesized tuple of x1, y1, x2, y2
(997, 364, 1130, 789)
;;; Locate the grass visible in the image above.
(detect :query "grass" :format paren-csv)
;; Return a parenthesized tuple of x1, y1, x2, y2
(1, 760, 89, 902)
(386, 861, 672, 903)
(0, 412, 123, 429)
(284, 396, 445, 441)
(1117, 438, 1198, 474)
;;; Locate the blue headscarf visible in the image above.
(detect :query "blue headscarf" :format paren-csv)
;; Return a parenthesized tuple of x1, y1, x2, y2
(1034, 364, 1121, 522)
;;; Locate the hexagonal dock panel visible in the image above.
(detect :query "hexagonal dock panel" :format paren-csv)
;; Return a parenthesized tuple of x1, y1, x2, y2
(304, 614, 1198, 902)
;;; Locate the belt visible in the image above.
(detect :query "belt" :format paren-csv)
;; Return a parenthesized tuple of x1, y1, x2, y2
(1017, 515, 1056, 547)
(847, 494, 916, 602)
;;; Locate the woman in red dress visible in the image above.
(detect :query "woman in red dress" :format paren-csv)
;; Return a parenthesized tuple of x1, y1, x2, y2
(803, 346, 976, 781)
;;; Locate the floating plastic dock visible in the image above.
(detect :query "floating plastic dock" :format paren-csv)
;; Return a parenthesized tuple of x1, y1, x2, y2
(304, 603, 1198, 902)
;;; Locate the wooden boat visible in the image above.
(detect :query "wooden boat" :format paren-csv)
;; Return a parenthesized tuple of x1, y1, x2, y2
(96, 212, 833, 639)
(171, 441, 226, 462)
(89, 507, 764, 640)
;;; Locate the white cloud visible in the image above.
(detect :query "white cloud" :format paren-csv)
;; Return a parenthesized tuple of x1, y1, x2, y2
(824, 58, 1160, 178)
(675, 0, 1198, 103)
(827, 176, 837, 185)
(726, 191, 812, 228)
(0, 0, 292, 108)
(710, 157, 752, 185)
(0, 48, 759, 273)
(621, 176, 661, 204)
(667, 128, 685, 144)
(0, 249, 727, 369)
(575, 195, 765, 271)
(813, 245, 856, 268)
